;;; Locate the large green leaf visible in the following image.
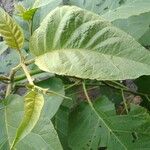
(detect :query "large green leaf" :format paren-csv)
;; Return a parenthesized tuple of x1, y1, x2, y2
(0, 7, 24, 50)
(36, 77, 65, 119)
(67, 0, 150, 42)
(112, 12, 150, 41)
(67, 0, 125, 15)
(139, 29, 150, 47)
(0, 77, 64, 149)
(32, 0, 63, 31)
(68, 0, 150, 21)
(54, 106, 70, 150)
(67, 0, 150, 21)
(30, 6, 150, 80)
(103, 0, 150, 21)
(68, 97, 150, 149)
(11, 90, 44, 148)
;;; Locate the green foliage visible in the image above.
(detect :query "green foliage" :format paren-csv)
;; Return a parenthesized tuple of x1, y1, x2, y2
(33, 0, 62, 8)
(0, 1, 150, 150)
(102, 0, 150, 21)
(30, 6, 150, 80)
(68, 97, 150, 149)
(0, 7, 24, 50)
(67, 0, 150, 45)
(0, 49, 19, 74)
(11, 90, 44, 148)
(0, 77, 64, 149)
(0, 41, 8, 55)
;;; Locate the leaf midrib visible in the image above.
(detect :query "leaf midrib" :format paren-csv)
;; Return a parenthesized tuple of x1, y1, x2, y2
(1, 13, 21, 49)
(37, 49, 150, 66)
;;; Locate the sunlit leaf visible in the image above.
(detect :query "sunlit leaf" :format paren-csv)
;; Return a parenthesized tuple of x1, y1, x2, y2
(0, 7, 24, 49)
(11, 91, 44, 148)
(0, 92, 63, 149)
(30, 6, 150, 81)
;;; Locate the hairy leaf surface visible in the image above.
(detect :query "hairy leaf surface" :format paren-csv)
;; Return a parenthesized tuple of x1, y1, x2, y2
(67, 0, 150, 42)
(11, 91, 44, 148)
(30, 6, 150, 80)
(68, 97, 150, 149)
(0, 7, 24, 49)
(0, 81, 63, 149)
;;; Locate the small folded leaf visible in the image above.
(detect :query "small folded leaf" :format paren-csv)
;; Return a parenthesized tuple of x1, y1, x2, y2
(11, 90, 44, 148)
(0, 7, 24, 49)
(22, 8, 37, 20)
(30, 6, 150, 81)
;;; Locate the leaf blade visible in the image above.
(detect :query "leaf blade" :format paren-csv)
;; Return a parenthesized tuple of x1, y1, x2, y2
(11, 91, 44, 148)
(68, 97, 150, 149)
(0, 7, 24, 49)
(30, 6, 150, 80)
(0, 78, 64, 149)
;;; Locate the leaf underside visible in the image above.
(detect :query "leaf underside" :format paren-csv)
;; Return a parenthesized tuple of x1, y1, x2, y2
(0, 93, 63, 150)
(11, 91, 44, 148)
(30, 6, 150, 81)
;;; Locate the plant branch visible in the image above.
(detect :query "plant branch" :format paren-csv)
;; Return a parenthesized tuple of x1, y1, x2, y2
(5, 64, 21, 98)
(28, 20, 33, 36)
(20, 63, 34, 85)
(103, 81, 150, 97)
(46, 90, 72, 100)
(14, 69, 44, 82)
(0, 75, 10, 83)
(30, 85, 72, 100)
(121, 89, 129, 114)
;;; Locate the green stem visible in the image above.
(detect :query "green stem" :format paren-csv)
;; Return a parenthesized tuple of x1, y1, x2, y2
(65, 81, 81, 90)
(21, 63, 34, 85)
(47, 90, 72, 100)
(28, 20, 33, 36)
(145, 95, 150, 103)
(121, 89, 129, 114)
(5, 64, 21, 98)
(18, 49, 34, 85)
(14, 69, 44, 82)
(103, 81, 150, 97)
(110, 81, 128, 90)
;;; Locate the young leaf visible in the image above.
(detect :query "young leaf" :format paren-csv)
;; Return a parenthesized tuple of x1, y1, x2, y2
(30, 6, 150, 81)
(11, 90, 44, 148)
(0, 7, 24, 49)
(68, 97, 150, 149)
(0, 84, 63, 149)
(21, 8, 37, 21)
